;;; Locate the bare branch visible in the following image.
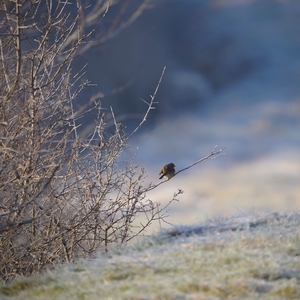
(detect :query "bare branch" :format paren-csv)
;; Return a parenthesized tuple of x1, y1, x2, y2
(175, 145, 225, 177)
(128, 66, 166, 138)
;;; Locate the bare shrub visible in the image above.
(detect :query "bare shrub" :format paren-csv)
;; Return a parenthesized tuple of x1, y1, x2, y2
(0, 0, 168, 282)
(0, 1, 224, 282)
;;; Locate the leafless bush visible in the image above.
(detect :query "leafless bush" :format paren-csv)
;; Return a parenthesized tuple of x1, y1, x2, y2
(0, 0, 172, 282)
(0, 1, 224, 282)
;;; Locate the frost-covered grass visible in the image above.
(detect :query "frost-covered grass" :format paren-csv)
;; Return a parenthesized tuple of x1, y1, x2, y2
(1, 212, 300, 300)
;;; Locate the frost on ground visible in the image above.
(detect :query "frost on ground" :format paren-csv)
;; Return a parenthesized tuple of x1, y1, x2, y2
(1, 212, 300, 300)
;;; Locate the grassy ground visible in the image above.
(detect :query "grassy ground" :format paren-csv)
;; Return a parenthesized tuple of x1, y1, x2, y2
(1, 212, 300, 300)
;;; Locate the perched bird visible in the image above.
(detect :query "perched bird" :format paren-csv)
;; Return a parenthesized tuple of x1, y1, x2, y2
(159, 163, 176, 179)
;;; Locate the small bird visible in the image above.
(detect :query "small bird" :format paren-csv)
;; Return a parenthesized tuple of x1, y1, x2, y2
(159, 163, 176, 179)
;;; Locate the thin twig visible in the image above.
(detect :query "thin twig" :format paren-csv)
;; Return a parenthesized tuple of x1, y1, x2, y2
(110, 106, 123, 144)
(128, 66, 166, 139)
(175, 145, 225, 177)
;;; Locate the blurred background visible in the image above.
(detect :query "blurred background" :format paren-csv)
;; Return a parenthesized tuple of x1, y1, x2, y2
(75, 0, 300, 230)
